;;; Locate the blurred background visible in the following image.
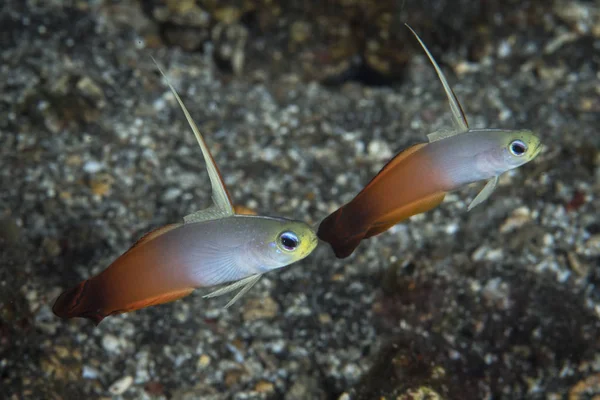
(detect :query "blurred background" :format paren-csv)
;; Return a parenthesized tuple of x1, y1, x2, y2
(0, 0, 599, 399)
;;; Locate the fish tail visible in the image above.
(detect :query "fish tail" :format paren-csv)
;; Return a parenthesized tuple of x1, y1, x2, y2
(317, 207, 366, 259)
(52, 280, 107, 326)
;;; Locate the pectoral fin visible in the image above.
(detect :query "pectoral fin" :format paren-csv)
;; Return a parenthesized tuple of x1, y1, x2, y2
(203, 274, 262, 308)
(152, 57, 235, 220)
(405, 24, 469, 134)
(467, 176, 498, 211)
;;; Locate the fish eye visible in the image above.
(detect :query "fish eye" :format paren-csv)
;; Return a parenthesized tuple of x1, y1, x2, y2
(278, 231, 300, 252)
(509, 140, 528, 156)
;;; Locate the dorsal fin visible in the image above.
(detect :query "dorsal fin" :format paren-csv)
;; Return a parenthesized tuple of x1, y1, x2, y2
(151, 57, 235, 222)
(427, 128, 459, 143)
(405, 24, 469, 134)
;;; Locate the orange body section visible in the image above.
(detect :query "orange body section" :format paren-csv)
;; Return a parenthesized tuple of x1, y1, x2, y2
(318, 143, 449, 258)
(52, 224, 189, 325)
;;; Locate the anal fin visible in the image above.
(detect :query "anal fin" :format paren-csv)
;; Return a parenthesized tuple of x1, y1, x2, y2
(365, 191, 446, 238)
(110, 287, 195, 316)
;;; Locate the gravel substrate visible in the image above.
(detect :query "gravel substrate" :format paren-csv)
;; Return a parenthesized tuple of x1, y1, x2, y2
(1, 1, 599, 399)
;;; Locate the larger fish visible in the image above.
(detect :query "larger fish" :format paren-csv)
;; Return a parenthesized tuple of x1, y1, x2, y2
(53, 59, 318, 324)
(317, 25, 542, 258)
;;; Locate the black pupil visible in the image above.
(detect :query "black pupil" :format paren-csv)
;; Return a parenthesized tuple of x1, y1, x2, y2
(512, 142, 526, 155)
(281, 234, 298, 249)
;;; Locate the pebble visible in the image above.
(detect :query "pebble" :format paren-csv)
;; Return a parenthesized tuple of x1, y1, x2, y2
(500, 206, 532, 233)
(254, 380, 275, 393)
(82, 365, 100, 379)
(102, 334, 120, 353)
(108, 376, 133, 395)
(197, 354, 211, 369)
(580, 234, 600, 257)
(367, 139, 393, 161)
(83, 160, 103, 174)
(242, 296, 279, 322)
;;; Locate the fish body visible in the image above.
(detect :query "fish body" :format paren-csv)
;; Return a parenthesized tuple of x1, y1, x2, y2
(53, 58, 318, 324)
(318, 129, 541, 258)
(53, 217, 316, 324)
(317, 25, 542, 258)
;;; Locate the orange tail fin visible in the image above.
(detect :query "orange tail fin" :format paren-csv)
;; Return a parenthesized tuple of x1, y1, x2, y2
(53, 279, 195, 325)
(317, 208, 366, 259)
(52, 280, 107, 325)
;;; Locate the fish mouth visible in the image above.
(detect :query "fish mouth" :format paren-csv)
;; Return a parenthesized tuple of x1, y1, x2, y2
(531, 141, 543, 158)
(309, 235, 319, 250)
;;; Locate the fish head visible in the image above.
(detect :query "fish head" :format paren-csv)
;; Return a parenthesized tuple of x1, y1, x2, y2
(470, 129, 542, 176)
(499, 129, 542, 169)
(251, 218, 318, 273)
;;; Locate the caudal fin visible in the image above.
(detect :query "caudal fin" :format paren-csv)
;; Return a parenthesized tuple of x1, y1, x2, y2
(52, 280, 106, 326)
(317, 209, 366, 259)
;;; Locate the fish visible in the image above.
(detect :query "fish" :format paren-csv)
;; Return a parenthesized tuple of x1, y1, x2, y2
(317, 24, 542, 259)
(52, 58, 318, 325)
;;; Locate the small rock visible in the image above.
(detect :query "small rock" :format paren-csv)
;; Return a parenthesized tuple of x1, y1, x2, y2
(367, 139, 393, 161)
(242, 296, 279, 322)
(161, 187, 182, 202)
(567, 252, 588, 277)
(82, 365, 100, 379)
(83, 160, 103, 174)
(500, 206, 532, 233)
(398, 387, 442, 400)
(42, 237, 61, 257)
(318, 313, 332, 324)
(76, 76, 105, 108)
(108, 376, 133, 395)
(89, 172, 114, 197)
(214, 7, 241, 24)
(197, 354, 211, 369)
(54, 346, 70, 359)
(224, 368, 245, 388)
(580, 234, 600, 257)
(569, 373, 600, 399)
(254, 380, 275, 393)
(102, 334, 120, 353)
(144, 381, 164, 396)
(290, 21, 311, 43)
(286, 375, 323, 400)
(471, 246, 504, 262)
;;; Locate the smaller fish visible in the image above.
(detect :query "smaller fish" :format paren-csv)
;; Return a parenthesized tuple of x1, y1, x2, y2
(52, 58, 318, 324)
(317, 24, 542, 259)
